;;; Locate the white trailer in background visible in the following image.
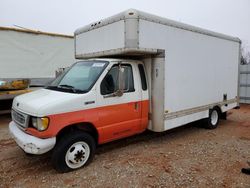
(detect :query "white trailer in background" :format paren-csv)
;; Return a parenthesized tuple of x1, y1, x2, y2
(75, 9, 241, 132)
(0, 27, 75, 100)
(0, 27, 75, 84)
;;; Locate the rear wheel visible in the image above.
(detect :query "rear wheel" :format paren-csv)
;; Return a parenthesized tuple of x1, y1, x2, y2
(51, 131, 96, 173)
(205, 108, 220, 129)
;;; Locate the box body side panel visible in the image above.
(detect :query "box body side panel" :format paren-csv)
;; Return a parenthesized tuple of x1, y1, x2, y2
(139, 20, 239, 131)
(139, 20, 239, 112)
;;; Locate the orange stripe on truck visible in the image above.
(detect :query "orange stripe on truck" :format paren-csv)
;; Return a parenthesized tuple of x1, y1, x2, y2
(26, 100, 149, 144)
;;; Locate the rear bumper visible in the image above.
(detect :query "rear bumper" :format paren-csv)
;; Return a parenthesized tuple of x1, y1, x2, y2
(9, 121, 56, 154)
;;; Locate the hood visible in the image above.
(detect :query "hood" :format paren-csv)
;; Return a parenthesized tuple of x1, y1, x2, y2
(12, 88, 96, 117)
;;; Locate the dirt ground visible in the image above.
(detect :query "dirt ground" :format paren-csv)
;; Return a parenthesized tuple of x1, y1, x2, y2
(0, 105, 250, 188)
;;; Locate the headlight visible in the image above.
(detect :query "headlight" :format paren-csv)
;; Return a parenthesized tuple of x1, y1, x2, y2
(31, 117, 49, 131)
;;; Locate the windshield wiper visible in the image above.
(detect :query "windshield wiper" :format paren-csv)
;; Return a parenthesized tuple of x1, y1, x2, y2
(58, 84, 78, 93)
(46, 85, 57, 89)
(46, 84, 85, 93)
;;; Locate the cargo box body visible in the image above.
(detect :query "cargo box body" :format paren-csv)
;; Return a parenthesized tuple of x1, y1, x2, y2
(75, 9, 241, 132)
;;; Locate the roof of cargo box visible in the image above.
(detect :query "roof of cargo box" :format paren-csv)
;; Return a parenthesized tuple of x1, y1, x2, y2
(0, 26, 73, 38)
(75, 9, 240, 43)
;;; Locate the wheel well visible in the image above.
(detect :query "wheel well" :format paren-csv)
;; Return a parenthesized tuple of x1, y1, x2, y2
(212, 106, 222, 115)
(56, 123, 99, 144)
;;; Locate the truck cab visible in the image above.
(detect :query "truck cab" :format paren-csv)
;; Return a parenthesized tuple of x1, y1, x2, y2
(9, 59, 149, 172)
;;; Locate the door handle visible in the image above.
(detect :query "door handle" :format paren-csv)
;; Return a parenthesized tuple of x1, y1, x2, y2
(134, 102, 139, 110)
(85, 101, 95, 105)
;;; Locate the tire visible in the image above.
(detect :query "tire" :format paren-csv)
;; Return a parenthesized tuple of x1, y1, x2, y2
(221, 112, 227, 120)
(205, 108, 220, 129)
(24, 152, 35, 157)
(51, 131, 96, 173)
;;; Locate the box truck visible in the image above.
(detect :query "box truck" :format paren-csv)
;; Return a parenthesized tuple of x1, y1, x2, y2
(9, 9, 241, 172)
(0, 27, 75, 101)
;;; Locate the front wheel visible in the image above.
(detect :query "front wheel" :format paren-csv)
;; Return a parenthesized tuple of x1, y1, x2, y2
(205, 108, 220, 129)
(51, 131, 96, 173)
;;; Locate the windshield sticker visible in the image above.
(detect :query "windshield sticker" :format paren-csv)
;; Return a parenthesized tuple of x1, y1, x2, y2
(92, 63, 105, 67)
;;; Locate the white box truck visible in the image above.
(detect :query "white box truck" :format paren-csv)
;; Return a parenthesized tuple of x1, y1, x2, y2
(9, 9, 241, 172)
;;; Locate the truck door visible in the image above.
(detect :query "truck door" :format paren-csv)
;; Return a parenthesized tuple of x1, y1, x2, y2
(97, 62, 143, 143)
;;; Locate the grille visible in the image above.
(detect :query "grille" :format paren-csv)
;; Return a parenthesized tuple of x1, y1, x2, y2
(11, 109, 29, 128)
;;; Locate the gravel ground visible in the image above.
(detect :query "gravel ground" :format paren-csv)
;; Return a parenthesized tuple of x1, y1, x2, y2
(0, 105, 250, 188)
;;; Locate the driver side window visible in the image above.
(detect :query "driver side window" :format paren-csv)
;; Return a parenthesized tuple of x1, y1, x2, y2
(100, 64, 134, 95)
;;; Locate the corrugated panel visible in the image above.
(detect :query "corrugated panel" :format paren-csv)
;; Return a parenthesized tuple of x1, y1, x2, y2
(240, 64, 250, 104)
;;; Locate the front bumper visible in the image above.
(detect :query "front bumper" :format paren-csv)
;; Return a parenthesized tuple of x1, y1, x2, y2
(9, 121, 56, 154)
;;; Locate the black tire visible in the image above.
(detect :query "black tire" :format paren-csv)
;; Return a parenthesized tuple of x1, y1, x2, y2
(24, 152, 35, 157)
(51, 131, 96, 173)
(205, 108, 220, 129)
(221, 112, 227, 120)
(241, 168, 250, 175)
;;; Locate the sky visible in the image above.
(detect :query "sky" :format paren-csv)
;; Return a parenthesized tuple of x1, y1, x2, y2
(1, 0, 250, 51)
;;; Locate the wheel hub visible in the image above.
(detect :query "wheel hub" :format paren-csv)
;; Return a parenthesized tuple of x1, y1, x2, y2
(74, 150, 85, 162)
(211, 110, 218, 125)
(65, 141, 90, 169)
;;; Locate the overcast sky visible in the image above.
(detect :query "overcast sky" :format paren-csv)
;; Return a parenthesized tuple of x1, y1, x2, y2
(1, 0, 250, 49)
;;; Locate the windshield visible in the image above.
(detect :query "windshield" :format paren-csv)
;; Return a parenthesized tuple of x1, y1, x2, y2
(46, 60, 108, 93)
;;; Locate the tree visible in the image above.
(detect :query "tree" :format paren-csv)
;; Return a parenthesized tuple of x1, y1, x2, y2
(241, 41, 250, 65)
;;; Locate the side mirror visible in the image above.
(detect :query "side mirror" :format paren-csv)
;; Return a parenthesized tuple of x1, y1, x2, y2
(102, 64, 130, 98)
(114, 89, 123, 97)
(117, 65, 125, 97)
(103, 89, 123, 98)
